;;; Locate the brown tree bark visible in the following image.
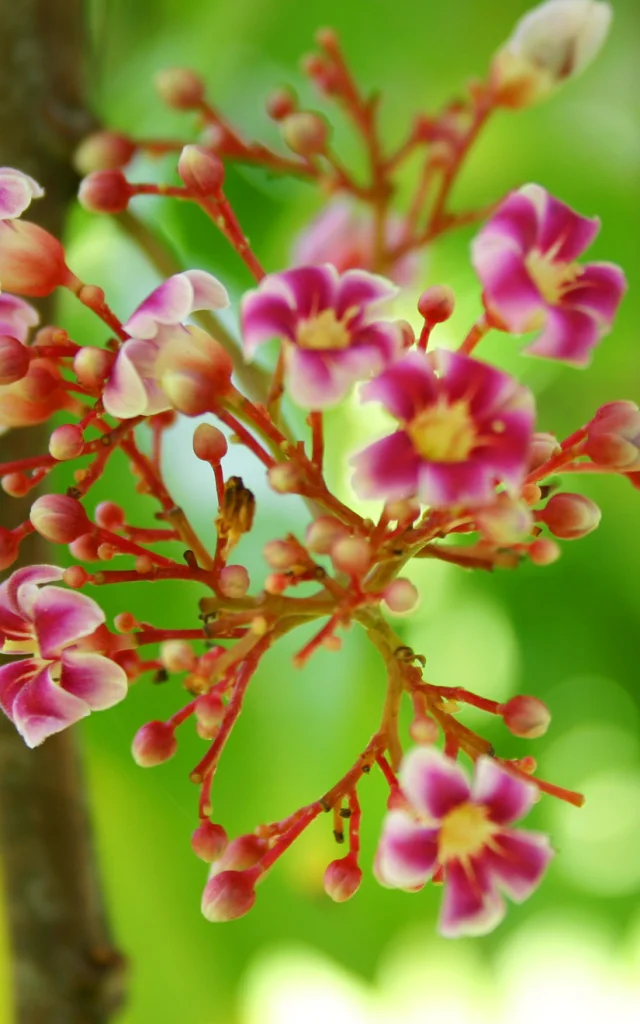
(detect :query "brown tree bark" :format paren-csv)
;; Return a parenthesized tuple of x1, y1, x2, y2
(0, 2, 126, 1021)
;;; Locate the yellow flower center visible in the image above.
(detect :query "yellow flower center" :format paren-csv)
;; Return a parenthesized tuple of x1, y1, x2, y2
(526, 249, 583, 306)
(1, 637, 38, 656)
(296, 309, 351, 350)
(407, 398, 477, 462)
(438, 802, 497, 863)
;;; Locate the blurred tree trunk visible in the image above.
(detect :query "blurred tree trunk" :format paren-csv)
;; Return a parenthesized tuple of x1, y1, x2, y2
(0, 2, 126, 1021)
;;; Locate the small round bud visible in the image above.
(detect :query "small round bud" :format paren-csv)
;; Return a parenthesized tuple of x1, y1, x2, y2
(135, 555, 154, 574)
(69, 532, 100, 561)
(63, 565, 90, 589)
(161, 640, 197, 673)
(305, 516, 347, 555)
(49, 423, 84, 461)
(95, 501, 125, 531)
(30, 494, 90, 544)
(155, 67, 205, 109)
(323, 855, 362, 903)
(267, 462, 305, 494)
(0, 221, 68, 297)
(114, 612, 137, 633)
(195, 691, 225, 729)
(201, 870, 256, 922)
(539, 492, 601, 540)
(2, 473, 30, 497)
(131, 720, 177, 766)
(218, 564, 250, 598)
(281, 112, 328, 156)
(265, 86, 297, 121)
(417, 285, 455, 324)
(193, 423, 228, 463)
(475, 496, 534, 545)
(264, 573, 288, 595)
(528, 537, 561, 565)
(330, 536, 371, 576)
(383, 578, 419, 614)
(78, 170, 132, 214)
(178, 144, 225, 194)
(263, 539, 301, 570)
(74, 131, 137, 175)
(521, 483, 543, 505)
(383, 498, 421, 525)
(73, 347, 114, 389)
(0, 336, 29, 385)
(191, 821, 228, 863)
(409, 714, 439, 745)
(500, 695, 551, 739)
(0, 527, 18, 570)
(97, 543, 116, 561)
(527, 431, 560, 470)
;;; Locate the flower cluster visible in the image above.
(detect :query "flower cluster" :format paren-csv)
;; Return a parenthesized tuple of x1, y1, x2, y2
(0, 0, 634, 937)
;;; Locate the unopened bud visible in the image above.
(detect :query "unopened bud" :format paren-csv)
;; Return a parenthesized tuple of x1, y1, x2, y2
(323, 855, 362, 903)
(500, 695, 551, 739)
(30, 494, 90, 544)
(281, 112, 329, 156)
(49, 423, 84, 461)
(476, 495, 534, 545)
(191, 821, 228, 862)
(201, 869, 256, 922)
(195, 691, 226, 729)
(155, 67, 205, 109)
(305, 516, 348, 555)
(383, 498, 421, 524)
(193, 422, 228, 463)
(267, 462, 305, 494)
(74, 131, 137, 174)
(63, 565, 90, 589)
(2, 473, 30, 498)
(586, 402, 640, 470)
(215, 834, 267, 873)
(383, 578, 419, 614)
(528, 431, 560, 470)
(161, 640, 197, 673)
(330, 536, 371, 576)
(218, 564, 250, 598)
(263, 539, 301, 570)
(539, 492, 601, 539)
(78, 170, 132, 214)
(417, 285, 455, 324)
(0, 336, 29, 385)
(114, 612, 137, 633)
(0, 221, 68, 297)
(265, 86, 297, 121)
(95, 501, 125, 531)
(528, 537, 561, 565)
(158, 327, 233, 415)
(69, 532, 100, 561)
(131, 720, 177, 766)
(409, 713, 439, 745)
(178, 144, 225, 194)
(73, 346, 114, 388)
(0, 527, 18, 570)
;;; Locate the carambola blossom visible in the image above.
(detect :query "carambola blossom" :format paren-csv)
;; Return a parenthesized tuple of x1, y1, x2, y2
(0, 168, 44, 220)
(472, 184, 626, 365)
(376, 747, 553, 937)
(351, 349, 534, 508)
(0, 565, 127, 747)
(0, 293, 39, 341)
(240, 265, 401, 408)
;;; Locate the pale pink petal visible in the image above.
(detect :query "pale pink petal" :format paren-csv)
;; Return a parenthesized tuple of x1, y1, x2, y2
(285, 346, 350, 409)
(400, 747, 471, 821)
(536, 190, 600, 262)
(472, 757, 536, 824)
(350, 432, 421, 501)
(0, 581, 32, 641)
(564, 262, 626, 325)
(417, 458, 494, 508)
(181, 269, 229, 311)
(0, 294, 39, 342)
(241, 289, 298, 354)
(439, 859, 506, 938)
(32, 587, 105, 659)
(124, 270, 227, 339)
(526, 305, 601, 365)
(360, 351, 438, 422)
(278, 265, 339, 318)
(6, 565, 64, 619)
(0, 168, 44, 219)
(377, 810, 439, 889)
(483, 829, 553, 902)
(11, 665, 89, 748)
(60, 650, 128, 709)
(335, 269, 398, 319)
(472, 237, 544, 333)
(479, 191, 539, 252)
(0, 658, 38, 717)
(103, 341, 170, 419)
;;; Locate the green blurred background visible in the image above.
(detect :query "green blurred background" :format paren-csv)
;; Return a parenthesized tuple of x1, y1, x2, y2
(2, 0, 640, 1020)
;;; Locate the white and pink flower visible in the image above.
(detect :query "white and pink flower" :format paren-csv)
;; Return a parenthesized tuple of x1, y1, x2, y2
(0, 565, 127, 747)
(240, 264, 401, 408)
(472, 184, 626, 365)
(0, 294, 39, 341)
(376, 747, 553, 937)
(351, 349, 534, 508)
(103, 269, 230, 418)
(0, 168, 44, 221)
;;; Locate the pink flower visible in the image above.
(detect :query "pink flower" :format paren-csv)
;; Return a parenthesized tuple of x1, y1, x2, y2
(103, 270, 229, 418)
(0, 168, 44, 220)
(0, 565, 127, 747)
(472, 184, 626, 365)
(0, 294, 39, 341)
(351, 349, 534, 508)
(293, 198, 419, 286)
(376, 747, 553, 937)
(241, 264, 401, 408)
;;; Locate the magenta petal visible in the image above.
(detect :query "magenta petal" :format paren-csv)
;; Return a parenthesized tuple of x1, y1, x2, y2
(180, 269, 229, 311)
(285, 347, 350, 409)
(0, 582, 32, 642)
(377, 810, 439, 889)
(351, 322, 402, 365)
(360, 351, 438, 421)
(350, 432, 421, 501)
(472, 757, 536, 825)
(11, 665, 89, 748)
(7, 565, 64, 618)
(32, 587, 104, 659)
(472, 238, 544, 333)
(483, 829, 553, 902)
(400, 747, 471, 821)
(480, 191, 539, 253)
(60, 650, 128, 710)
(124, 275, 194, 338)
(526, 305, 601, 366)
(241, 288, 298, 354)
(0, 168, 44, 219)
(536, 188, 600, 262)
(0, 659, 38, 717)
(439, 859, 506, 938)
(335, 269, 397, 318)
(565, 262, 627, 325)
(278, 265, 339, 318)
(0, 294, 39, 342)
(417, 458, 493, 508)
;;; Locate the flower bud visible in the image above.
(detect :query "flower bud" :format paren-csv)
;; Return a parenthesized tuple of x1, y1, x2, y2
(417, 285, 455, 325)
(193, 423, 228, 463)
(528, 537, 561, 565)
(0, 359, 65, 429)
(476, 495, 534, 545)
(69, 532, 100, 561)
(305, 516, 348, 555)
(215, 834, 267, 873)
(74, 131, 137, 175)
(73, 346, 114, 389)
(0, 335, 29, 385)
(0, 221, 68, 297)
(131, 720, 178, 766)
(218, 564, 250, 598)
(155, 67, 205, 109)
(383, 498, 421, 525)
(263, 539, 301, 570)
(94, 501, 125, 531)
(63, 565, 90, 589)
(527, 431, 560, 470)
(201, 870, 256, 922)
(157, 327, 233, 415)
(383, 578, 419, 614)
(30, 494, 90, 544)
(78, 170, 132, 214)
(0, 527, 18, 570)
(265, 86, 297, 121)
(195, 691, 226, 729)
(1, 473, 30, 498)
(586, 401, 640, 470)
(161, 640, 197, 673)
(178, 145, 225, 195)
(409, 713, 439, 745)
(500, 695, 551, 739)
(538, 492, 601, 540)
(49, 423, 84, 461)
(191, 821, 228, 862)
(114, 612, 137, 633)
(267, 462, 305, 494)
(323, 855, 362, 903)
(330, 536, 371, 576)
(281, 112, 329, 156)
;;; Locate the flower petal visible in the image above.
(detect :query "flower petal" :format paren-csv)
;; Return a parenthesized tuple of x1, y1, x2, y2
(0, 294, 39, 342)
(11, 664, 89, 747)
(417, 458, 494, 508)
(439, 859, 506, 938)
(285, 347, 351, 409)
(472, 756, 536, 825)
(360, 351, 438, 422)
(0, 658, 38, 718)
(472, 236, 544, 333)
(181, 269, 229, 311)
(565, 261, 627, 325)
(377, 809, 439, 890)
(241, 287, 298, 354)
(103, 340, 170, 419)
(278, 265, 339, 318)
(479, 190, 539, 253)
(400, 746, 471, 821)
(32, 587, 105, 659)
(124, 270, 227, 339)
(483, 828, 554, 902)
(0, 582, 32, 642)
(350, 431, 421, 501)
(533, 187, 600, 262)
(526, 305, 601, 365)
(335, 269, 397, 319)
(60, 650, 128, 709)
(0, 168, 44, 219)
(6, 564, 64, 618)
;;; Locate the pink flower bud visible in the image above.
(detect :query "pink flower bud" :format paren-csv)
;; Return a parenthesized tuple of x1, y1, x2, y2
(263, 539, 301, 570)
(0, 221, 68, 297)
(265, 86, 297, 120)
(95, 501, 125, 531)
(218, 564, 250, 598)
(305, 516, 348, 555)
(155, 67, 205, 109)
(161, 640, 197, 673)
(73, 346, 114, 389)
(281, 112, 328, 156)
(528, 431, 560, 470)
(215, 834, 267, 873)
(0, 335, 29, 385)
(383, 578, 419, 613)
(195, 691, 226, 729)
(1, 473, 30, 497)
(193, 423, 228, 463)
(30, 494, 90, 543)
(131, 720, 178, 766)
(475, 495, 534, 544)
(500, 695, 551, 739)
(191, 821, 228, 862)
(0, 359, 65, 428)
(267, 462, 305, 494)
(0, 527, 18, 570)
(178, 145, 225, 195)
(74, 131, 137, 174)
(201, 869, 256, 922)
(69, 532, 100, 561)
(323, 855, 362, 903)
(586, 401, 640, 470)
(49, 423, 84, 461)
(63, 565, 90, 589)
(383, 498, 421, 524)
(528, 537, 561, 565)
(330, 536, 371, 576)
(417, 285, 455, 324)
(539, 492, 601, 540)
(78, 170, 132, 214)
(158, 327, 233, 415)
(591, 400, 638, 424)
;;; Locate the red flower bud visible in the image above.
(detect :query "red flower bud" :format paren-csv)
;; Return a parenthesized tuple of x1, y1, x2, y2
(95, 501, 126, 531)
(527, 431, 560, 471)
(1, 473, 30, 497)
(500, 695, 551, 739)
(0, 359, 65, 429)
(195, 691, 225, 729)
(30, 494, 90, 544)
(191, 821, 228, 863)
(218, 564, 250, 598)
(281, 112, 329, 156)
(73, 346, 114, 389)
(69, 532, 100, 562)
(155, 67, 205, 109)
(215, 834, 267, 872)
(78, 170, 132, 214)
(178, 145, 225, 194)
(131, 720, 178, 767)
(49, 423, 84, 461)
(323, 855, 362, 903)
(0, 527, 18, 570)
(0, 220, 68, 297)
(193, 423, 228, 463)
(528, 537, 561, 565)
(539, 492, 601, 540)
(265, 87, 297, 121)
(417, 285, 455, 324)
(74, 131, 137, 174)
(201, 870, 256, 922)
(0, 335, 29, 385)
